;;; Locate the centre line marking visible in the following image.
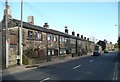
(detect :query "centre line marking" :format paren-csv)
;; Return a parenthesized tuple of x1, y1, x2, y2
(112, 61, 118, 80)
(40, 77, 50, 82)
(89, 59, 94, 62)
(73, 65, 82, 69)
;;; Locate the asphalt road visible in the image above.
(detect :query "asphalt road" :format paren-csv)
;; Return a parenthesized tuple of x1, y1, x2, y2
(2, 52, 118, 81)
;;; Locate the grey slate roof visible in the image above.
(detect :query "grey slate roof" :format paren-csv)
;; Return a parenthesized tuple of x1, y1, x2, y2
(11, 18, 92, 42)
(12, 19, 78, 39)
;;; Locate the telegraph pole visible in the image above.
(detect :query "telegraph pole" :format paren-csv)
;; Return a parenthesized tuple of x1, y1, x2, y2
(19, 0, 23, 66)
(5, 0, 9, 68)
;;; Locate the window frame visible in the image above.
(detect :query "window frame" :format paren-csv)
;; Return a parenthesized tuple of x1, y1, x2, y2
(28, 30, 33, 39)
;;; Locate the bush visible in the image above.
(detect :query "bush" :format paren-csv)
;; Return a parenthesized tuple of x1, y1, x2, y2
(82, 47, 88, 55)
(23, 48, 34, 59)
(23, 55, 29, 65)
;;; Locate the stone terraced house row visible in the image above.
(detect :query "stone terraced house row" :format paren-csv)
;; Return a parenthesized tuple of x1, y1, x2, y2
(1, 5, 95, 67)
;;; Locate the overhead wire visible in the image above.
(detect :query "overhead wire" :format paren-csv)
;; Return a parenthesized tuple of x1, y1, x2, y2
(2, 1, 65, 31)
(23, 1, 62, 30)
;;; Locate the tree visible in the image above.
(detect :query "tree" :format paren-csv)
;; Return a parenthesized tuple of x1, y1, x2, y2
(114, 43, 118, 49)
(97, 40, 106, 51)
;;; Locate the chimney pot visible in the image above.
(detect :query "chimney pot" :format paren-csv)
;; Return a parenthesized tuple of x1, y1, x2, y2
(65, 26, 68, 34)
(81, 35, 83, 39)
(84, 37, 86, 40)
(44, 22, 49, 28)
(45, 23, 48, 25)
(87, 38, 89, 41)
(77, 34, 79, 37)
(72, 31, 75, 36)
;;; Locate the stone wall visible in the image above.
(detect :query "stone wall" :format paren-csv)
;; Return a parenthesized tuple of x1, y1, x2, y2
(8, 26, 18, 66)
(22, 28, 47, 58)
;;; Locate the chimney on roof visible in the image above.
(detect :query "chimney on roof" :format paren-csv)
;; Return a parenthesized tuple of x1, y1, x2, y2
(84, 37, 86, 40)
(28, 16, 34, 25)
(81, 35, 83, 39)
(43, 23, 49, 28)
(4, 5, 12, 18)
(77, 34, 79, 37)
(87, 38, 89, 41)
(65, 26, 68, 34)
(72, 31, 75, 36)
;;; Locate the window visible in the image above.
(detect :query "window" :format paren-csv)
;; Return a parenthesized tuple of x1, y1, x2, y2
(52, 50, 54, 55)
(34, 32, 37, 39)
(60, 37, 62, 42)
(64, 38, 67, 42)
(38, 32, 42, 40)
(51, 35, 54, 41)
(10, 34, 16, 45)
(77, 40, 81, 44)
(60, 36, 65, 43)
(53, 35, 57, 42)
(28, 31, 33, 39)
(62, 37, 65, 42)
(47, 34, 51, 41)
(49, 35, 57, 42)
(70, 39, 75, 44)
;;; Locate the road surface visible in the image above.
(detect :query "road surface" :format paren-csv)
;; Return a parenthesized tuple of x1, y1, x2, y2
(2, 52, 118, 81)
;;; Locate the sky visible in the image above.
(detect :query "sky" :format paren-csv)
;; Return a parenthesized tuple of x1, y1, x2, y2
(0, 1, 119, 44)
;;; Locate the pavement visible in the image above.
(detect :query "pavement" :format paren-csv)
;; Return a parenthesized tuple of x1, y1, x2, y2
(2, 54, 90, 76)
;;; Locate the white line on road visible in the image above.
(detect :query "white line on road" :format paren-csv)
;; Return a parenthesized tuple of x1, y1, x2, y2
(89, 59, 94, 62)
(112, 61, 118, 81)
(73, 65, 82, 69)
(40, 77, 50, 82)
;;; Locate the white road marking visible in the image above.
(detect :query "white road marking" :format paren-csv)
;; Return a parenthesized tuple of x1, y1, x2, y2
(112, 61, 118, 80)
(73, 65, 82, 69)
(89, 59, 94, 62)
(40, 77, 50, 82)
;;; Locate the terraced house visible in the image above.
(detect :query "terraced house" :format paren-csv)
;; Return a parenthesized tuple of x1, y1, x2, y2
(1, 5, 95, 68)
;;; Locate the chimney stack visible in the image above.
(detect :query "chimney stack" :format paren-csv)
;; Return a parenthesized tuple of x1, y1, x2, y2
(43, 23, 49, 28)
(72, 31, 75, 36)
(4, 5, 12, 18)
(65, 26, 68, 34)
(81, 35, 83, 39)
(84, 37, 86, 40)
(77, 34, 79, 37)
(87, 38, 89, 41)
(28, 16, 34, 25)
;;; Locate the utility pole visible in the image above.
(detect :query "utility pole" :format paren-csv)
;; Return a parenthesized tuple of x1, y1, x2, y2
(19, 0, 23, 66)
(5, 0, 8, 68)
